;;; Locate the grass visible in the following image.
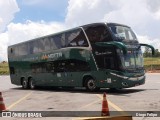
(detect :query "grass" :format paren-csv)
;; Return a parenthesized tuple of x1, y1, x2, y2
(0, 57, 160, 75)
(144, 57, 160, 71)
(0, 62, 9, 75)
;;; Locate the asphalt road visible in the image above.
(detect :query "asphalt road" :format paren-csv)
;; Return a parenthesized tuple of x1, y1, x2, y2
(0, 73, 160, 120)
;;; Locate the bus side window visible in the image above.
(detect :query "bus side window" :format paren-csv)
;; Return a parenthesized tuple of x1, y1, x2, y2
(10, 67, 15, 74)
(13, 46, 19, 56)
(8, 47, 14, 56)
(104, 57, 115, 70)
(19, 43, 28, 56)
(44, 38, 51, 51)
(9, 48, 14, 56)
(61, 33, 66, 47)
(77, 60, 90, 71)
(29, 41, 39, 54)
(65, 59, 90, 72)
(46, 62, 55, 72)
(39, 39, 45, 52)
(29, 42, 34, 54)
(31, 63, 46, 73)
(84, 25, 112, 43)
(66, 29, 88, 47)
(50, 35, 62, 49)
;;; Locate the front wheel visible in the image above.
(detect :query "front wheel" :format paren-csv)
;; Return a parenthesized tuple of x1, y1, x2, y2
(22, 79, 28, 89)
(85, 78, 100, 92)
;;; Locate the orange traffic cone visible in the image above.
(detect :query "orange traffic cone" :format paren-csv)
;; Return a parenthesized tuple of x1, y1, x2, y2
(101, 92, 110, 116)
(0, 92, 7, 111)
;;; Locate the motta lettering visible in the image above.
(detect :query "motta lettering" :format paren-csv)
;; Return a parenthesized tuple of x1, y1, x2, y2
(41, 53, 62, 60)
(48, 53, 62, 59)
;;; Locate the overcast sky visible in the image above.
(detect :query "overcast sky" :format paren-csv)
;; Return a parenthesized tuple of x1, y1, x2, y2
(0, 0, 160, 61)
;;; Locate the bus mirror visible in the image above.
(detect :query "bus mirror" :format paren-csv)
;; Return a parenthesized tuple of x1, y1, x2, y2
(140, 43, 155, 56)
(95, 42, 127, 54)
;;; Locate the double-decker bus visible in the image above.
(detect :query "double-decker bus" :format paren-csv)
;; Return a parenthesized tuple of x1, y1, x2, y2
(8, 22, 155, 91)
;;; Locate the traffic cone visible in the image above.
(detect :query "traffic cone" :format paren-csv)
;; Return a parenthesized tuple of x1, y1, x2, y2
(101, 92, 110, 116)
(0, 92, 7, 111)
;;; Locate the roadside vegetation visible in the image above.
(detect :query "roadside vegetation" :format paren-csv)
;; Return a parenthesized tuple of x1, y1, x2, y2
(144, 57, 160, 72)
(0, 62, 9, 75)
(143, 48, 160, 72)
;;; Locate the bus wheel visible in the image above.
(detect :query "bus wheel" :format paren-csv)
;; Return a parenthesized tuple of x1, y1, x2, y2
(22, 79, 28, 89)
(85, 78, 99, 91)
(29, 78, 36, 89)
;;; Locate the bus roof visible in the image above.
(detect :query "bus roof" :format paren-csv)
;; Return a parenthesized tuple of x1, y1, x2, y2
(8, 22, 130, 48)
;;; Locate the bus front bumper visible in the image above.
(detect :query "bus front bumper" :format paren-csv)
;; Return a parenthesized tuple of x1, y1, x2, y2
(110, 72, 146, 88)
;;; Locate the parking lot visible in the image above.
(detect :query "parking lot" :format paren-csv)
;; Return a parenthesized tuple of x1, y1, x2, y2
(0, 73, 160, 120)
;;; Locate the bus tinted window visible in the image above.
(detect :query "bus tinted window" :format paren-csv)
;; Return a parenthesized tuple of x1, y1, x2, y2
(18, 43, 28, 55)
(66, 59, 90, 72)
(31, 59, 90, 73)
(50, 34, 62, 49)
(31, 63, 46, 73)
(61, 33, 66, 47)
(39, 39, 45, 52)
(9, 47, 15, 56)
(12, 46, 19, 56)
(39, 38, 51, 52)
(55, 60, 90, 72)
(44, 38, 51, 51)
(66, 29, 88, 47)
(84, 25, 112, 43)
(29, 41, 39, 54)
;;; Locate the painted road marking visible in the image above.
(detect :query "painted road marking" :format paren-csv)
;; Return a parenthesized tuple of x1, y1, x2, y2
(7, 91, 33, 110)
(96, 94, 128, 115)
(73, 94, 129, 120)
(80, 99, 101, 109)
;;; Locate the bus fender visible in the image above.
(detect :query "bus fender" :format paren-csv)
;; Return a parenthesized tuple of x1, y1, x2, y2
(82, 74, 96, 87)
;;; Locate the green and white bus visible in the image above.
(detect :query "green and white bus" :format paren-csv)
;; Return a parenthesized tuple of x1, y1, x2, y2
(8, 22, 155, 91)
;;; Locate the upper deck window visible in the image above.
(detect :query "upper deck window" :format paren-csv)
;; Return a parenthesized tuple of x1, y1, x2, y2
(50, 34, 64, 49)
(84, 25, 112, 43)
(19, 43, 28, 55)
(39, 38, 51, 52)
(108, 25, 137, 41)
(66, 28, 89, 47)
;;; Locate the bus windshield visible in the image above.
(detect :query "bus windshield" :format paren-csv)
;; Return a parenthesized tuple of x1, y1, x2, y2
(109, 25, 137, 41)
(118, 49, 143, 70)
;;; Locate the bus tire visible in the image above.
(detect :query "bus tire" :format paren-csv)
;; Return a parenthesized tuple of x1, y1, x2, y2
(28, 78, 36, 89)
(85, 78, 99, 92)
(22, 78, 28, 89)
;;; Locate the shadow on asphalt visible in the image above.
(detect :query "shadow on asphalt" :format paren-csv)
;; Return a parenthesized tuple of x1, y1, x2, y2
(11, 86, 158, 95)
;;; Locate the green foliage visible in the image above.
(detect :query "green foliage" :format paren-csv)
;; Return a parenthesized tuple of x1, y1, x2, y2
(143, 48, 160, 57)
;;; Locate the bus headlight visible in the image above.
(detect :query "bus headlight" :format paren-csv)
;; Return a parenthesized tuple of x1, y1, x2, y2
(128, 75, 145, 81)
(110, 72, 128, 79)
